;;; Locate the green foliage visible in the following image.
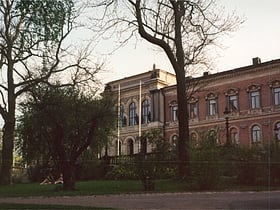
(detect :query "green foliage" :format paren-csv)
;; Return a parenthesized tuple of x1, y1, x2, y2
(105, 164, 138, 180)
(190, 136, 223, 190)
(16, 85, 116, 183)
(141, 129, 177, 179)
(234, 143, 280, 186)
(76, 150, 108, 180)
(268, 142, 280, 185)
(188, 139, 280, 189)
(15, 0, 74, 44)
(0, 203, 112, 210)
(0, 180, 145, 197)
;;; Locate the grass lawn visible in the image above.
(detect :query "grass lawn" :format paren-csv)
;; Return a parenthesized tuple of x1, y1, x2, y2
(0, 179, 188, 197)
(0, 179, 276, 198)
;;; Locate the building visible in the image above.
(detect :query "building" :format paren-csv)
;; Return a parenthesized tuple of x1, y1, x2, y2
(104, 66, 176, 156)
(104, 58, 280, 156)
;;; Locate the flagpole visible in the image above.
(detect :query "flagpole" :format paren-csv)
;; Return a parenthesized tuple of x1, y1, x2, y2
(117, 84, 120, 156)
(138, 80, 142, 153)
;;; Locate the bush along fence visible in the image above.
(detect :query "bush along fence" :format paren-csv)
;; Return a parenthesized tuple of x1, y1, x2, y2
(20, 139, 280, 191)
(103, 141, 280, 191)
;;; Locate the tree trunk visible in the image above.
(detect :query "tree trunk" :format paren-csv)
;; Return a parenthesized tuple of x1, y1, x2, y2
(0, 48, 16, 185)
(176, 71, 190, 179)
(0, 115, 15, 185)
(61, 160, 76, 190)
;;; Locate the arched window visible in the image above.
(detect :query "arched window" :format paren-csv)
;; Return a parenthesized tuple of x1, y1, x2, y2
(141, 138, 147, 154)
(230, 127, 239, 144)
(207, 130, 217, 145)
(142, 99, 150, 124)
(252, 125, 261, 143)
(127, 139, 134, 155)
(115, 140, 121, 156)
(129, 102, 137, 126)
(275, 122, 280, 141)
(120, 104, 126, 127)
(171, 135, 178, 148)
(190, 132, 198, 147)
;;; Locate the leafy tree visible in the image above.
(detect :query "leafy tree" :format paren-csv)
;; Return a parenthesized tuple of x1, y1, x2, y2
(17, 86, 116, 190)
(0, 0, 98, 185)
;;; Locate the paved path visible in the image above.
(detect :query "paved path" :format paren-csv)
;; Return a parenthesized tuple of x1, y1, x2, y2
(0, 191, 280, 209)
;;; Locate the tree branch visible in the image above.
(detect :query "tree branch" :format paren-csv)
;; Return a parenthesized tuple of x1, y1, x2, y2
(129, 0, 178, 71)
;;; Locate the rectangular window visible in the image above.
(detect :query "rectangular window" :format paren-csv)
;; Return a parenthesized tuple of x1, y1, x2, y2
(171, 105, 178, 121)
(274, 87, 280, 105)
(208, 99, 217, 115)
(229, 95, 238, 111)
(189, 102, 198, 119)
(250, 91, 260, 109)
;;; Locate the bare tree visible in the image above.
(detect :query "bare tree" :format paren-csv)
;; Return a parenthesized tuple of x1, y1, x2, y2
(0, 0, 100, 185)
(114, 0, 242, 179)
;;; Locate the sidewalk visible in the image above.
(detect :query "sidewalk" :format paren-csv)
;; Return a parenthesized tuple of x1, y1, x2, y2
(0, 191, 280, 209)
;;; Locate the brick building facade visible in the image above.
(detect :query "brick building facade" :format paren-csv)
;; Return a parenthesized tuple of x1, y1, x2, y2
(105, 58, 280, 156)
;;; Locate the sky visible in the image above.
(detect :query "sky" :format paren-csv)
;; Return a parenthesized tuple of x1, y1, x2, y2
(99, 0, 280, 84)
(1, 0, 280, 128)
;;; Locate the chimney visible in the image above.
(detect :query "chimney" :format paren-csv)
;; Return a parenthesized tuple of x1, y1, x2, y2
(203, 71, 209, 76)
(252, 57, 261, 65)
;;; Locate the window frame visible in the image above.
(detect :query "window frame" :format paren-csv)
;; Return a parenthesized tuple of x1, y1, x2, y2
(141, 99, 150, 124)
(250, 91, 261, 109)
(120, 104, 126, 127)
(208, 98, 217, 116)
(229, 95, 239, 112)
(269, 80, 280, 106)
(129, 102, 137, 126)
(247, 84, 261, 110)
(230, 127, 239, 144)
(205, 93, 218, 117)
(251, 125, 261, 143)
(127, 139, 134, 156)
(170, 101, 178, 122)
(275, 122, 280, 141)
(273, 87, 280, 106)
(188, 97, 199, 119)
(225, 88, 239, 112)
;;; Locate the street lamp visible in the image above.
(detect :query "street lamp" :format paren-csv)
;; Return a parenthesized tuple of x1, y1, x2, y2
(224, 107, 231, 146)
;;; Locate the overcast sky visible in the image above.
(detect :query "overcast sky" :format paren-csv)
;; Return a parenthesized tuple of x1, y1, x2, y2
(99, 0, 280, 83)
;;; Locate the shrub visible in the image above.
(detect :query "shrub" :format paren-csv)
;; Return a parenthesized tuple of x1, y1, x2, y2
(105, 163, 137, 180)
(190, 137, 224, 190)
(76, 160, 107, 180)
